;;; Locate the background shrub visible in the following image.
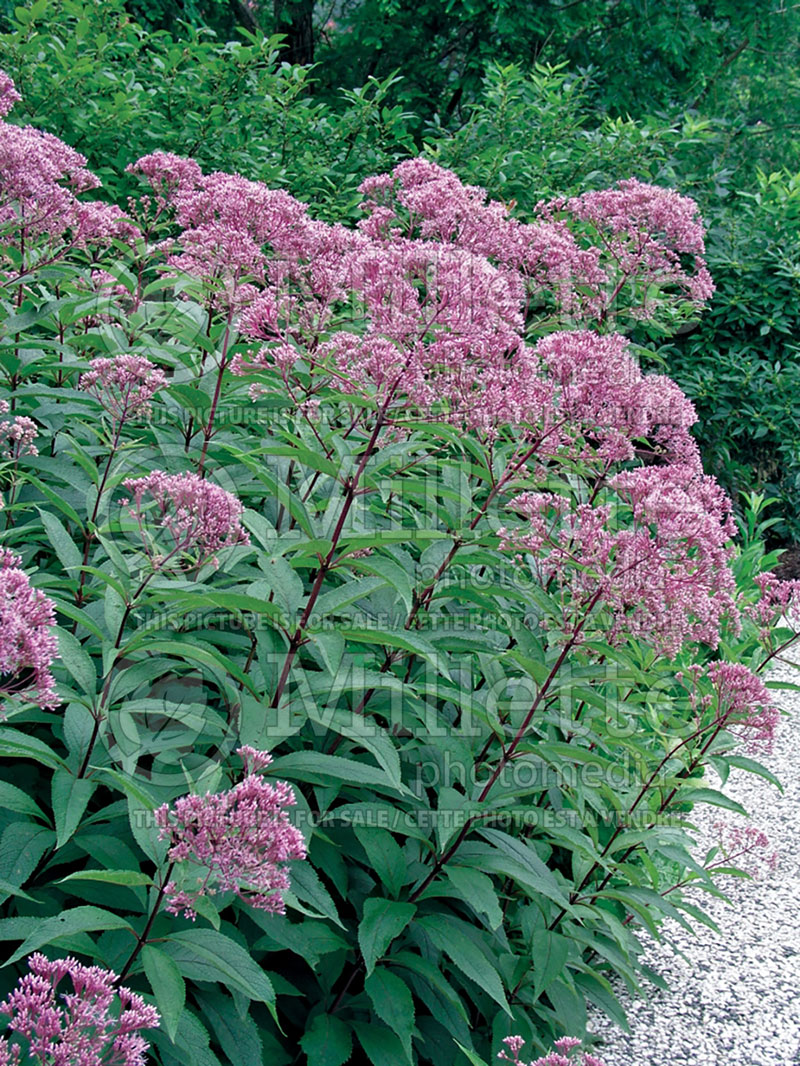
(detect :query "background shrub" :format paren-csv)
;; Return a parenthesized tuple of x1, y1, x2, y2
(0, 63, 796, 1064)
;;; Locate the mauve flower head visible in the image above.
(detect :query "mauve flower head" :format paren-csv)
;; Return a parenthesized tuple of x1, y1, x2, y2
(712, 819, 779, 878)
(121, 471, 249, 571)
(746, 572, 800, 639)
(0, 550, 58, 709)
(540, 178, 714, 317)
(707, 661, 780, 753)
(80, 355, 167, 425)
(0, 72, 21, 118)
(536, 331, 700, 466)
(499, 1034, 606, 1066)
(0, 401, 38, 459)
(0, 109, 131, 255)
(126, 150, 203, 202)
(357, 159, 607, 319)
(0, 952, 159, 1066)
(155, 745, 307, 919)
(503, 465, 738, 656)
(129, 152, 323, 305)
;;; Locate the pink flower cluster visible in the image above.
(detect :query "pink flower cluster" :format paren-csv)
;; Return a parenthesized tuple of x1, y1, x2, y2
(155, 745, 307, 918)
(127, 151, 713, 438)
(535, 330, 700, 465)
(499, 1035, 606, 1066)
(80, 355, 168, 425)
(501, 464, 738, 655)
(357, 158, 607, 315)
(0, 72, 21, 118)
(745, 572, 800, 639)
(0, 549, 58, 708)
(359, 160, 713, 321)
(121, 471, 249, 570)
(542, 178, 715, 316)
(129, 150, 352, 310)
(0, 70, 130, 264)
(707, 661, 780, 753)
(0, 952, 159, 1066)
(712, 820, 779, 879)
(0, 401, 37, 459)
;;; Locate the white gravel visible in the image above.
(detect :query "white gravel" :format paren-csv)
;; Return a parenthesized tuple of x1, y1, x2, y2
(587, 650, 800, 1065)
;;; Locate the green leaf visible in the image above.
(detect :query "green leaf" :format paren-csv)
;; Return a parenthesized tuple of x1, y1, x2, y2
(547, 976, 587, 1033)
(392, 950, 469, 1016)
(0, 728, 66, 770)
(150, 1006, 222, 1066)
(56, 627, 97, 695)
(268, 752, 409, 795)
(96, 767, 157, 810)
(531, 929, 570, 1001)
(443, 866, 503, 930)
(287, 861, 344, 928)
(676, 787, 748, 815)
(354, 827, 406, 898)
(353, 1022, 409, 1066)
(574, 969, 630, 1031)
(340, 627, 450, 677)
(195, 990, 264, 1066)
(300, 1014, 353, 1066)
(0, 823, 55, 895)
(353, 554, 413, 613)
(310, 631, 345, 675)
(358, 899, 416, 976)
(416, 915, 511, 1016)
(0, 779, 47, 820)
(456, 1044, 490, 1066)
(59, 869, 153, 887)
(51, 770, 95, 848)
(142, 945, 186, 1043)
(472, 830, 573, 909)
(4, 906, 133, 965)
(364, 968, 415, 1059)
(127, 795, 166, 866)
(104, 583, 127, 640)
(723, 754, 784, 792)
(37, 508, 82, 572)
(313, 576, 389, 619)
(162, 929, 276, 1016)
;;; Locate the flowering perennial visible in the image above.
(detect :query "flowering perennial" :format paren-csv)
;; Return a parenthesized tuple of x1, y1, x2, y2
(707, 661, 780, 753)
(542, 178, 715, 315)
(128, 150, 349, 309)
(155, 745, 307, 919)
(80, 355, 168, 425)
(0, 401, 37, 459)
(0, 72, 20, 118)
(0, 952, 159, 1066)
(121, 471, 249, 570)
(127, 151, 715, 436)
(501, 464, 738, 656)
(746, 572, 800, 639)
(0, 73, 129, 264)
(499, 1035, 606, 1066)
(536, 330, 700, 466)
(0, 550, 58, 708)
(712, 820, 779, 879)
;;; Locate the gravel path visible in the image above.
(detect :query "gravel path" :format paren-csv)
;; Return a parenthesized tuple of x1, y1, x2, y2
(588, 651, 800, 1065)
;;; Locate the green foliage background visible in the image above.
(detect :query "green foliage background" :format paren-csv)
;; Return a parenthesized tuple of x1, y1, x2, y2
(2, 0, 799, 540)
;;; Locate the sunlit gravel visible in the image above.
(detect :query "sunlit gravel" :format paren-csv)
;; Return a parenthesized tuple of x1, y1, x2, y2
(588, 652, 800, 1065)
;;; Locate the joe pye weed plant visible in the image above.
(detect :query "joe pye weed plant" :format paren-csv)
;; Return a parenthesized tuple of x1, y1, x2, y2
(0, 69, 796, 1065)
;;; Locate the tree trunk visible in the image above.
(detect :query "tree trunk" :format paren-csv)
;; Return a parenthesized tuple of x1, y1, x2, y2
(273, 0, 315, 65)
(229, 0, 259, 35)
